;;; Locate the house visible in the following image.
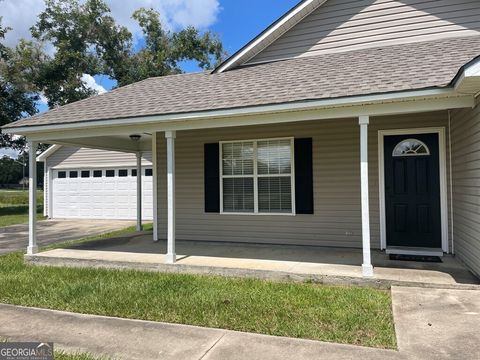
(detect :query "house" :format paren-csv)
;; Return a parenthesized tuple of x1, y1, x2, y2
(37, 145, 153, 220)
(3, 0, 480, 278)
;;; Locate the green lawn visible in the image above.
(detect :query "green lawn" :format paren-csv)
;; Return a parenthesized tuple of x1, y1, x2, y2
(0, 251, 396, 349)
(55, 351, 107, 360)
(0, 190, 44, 227)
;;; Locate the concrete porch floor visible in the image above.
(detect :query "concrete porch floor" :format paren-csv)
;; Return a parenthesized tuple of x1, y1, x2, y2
(26, 232, 480, 289)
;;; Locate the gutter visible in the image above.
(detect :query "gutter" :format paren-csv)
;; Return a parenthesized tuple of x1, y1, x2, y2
(1, 88, 469, 135)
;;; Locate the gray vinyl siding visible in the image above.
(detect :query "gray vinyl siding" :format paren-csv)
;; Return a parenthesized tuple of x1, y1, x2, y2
(155, 111, 450, 249)
(248, 0, 480, 64)
(46, 147, 152, 169)
(451, 104, 480, 277)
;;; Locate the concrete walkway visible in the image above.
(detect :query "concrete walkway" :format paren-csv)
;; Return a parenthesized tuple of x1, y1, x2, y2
(0, 287, 479, 359)
(0, 219, 134, 254)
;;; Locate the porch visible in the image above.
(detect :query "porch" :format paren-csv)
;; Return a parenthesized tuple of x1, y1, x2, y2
(25, 232, 480, 289)
(14, 95, 480, 281)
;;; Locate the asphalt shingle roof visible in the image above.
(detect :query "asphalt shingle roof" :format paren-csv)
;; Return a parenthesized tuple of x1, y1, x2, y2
(5, 36, 480, 129)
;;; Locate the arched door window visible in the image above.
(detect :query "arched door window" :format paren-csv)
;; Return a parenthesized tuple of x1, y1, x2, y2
(392, 139, 430, 157)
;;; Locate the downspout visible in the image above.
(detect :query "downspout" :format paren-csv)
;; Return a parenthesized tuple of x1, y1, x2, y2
(448, 110, 454, 255)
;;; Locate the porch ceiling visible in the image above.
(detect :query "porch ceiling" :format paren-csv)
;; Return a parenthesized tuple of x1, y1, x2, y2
(44, 134, 153, 153)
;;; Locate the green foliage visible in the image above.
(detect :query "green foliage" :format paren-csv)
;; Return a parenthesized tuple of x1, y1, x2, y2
(0, 155, 44, 185)
(0, 18, 39, 150)
(31, 0, 132, 107)
(114, 8, 224, 86)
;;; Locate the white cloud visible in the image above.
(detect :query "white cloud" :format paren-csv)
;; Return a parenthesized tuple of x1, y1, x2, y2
(1, 0, 220, 47)
(0, 147, 20, 159)
(81, 74, 107, 94)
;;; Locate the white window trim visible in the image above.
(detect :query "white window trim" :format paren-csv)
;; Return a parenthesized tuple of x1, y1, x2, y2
(219, 137, 296, 216)
(392, 138, 431, 157)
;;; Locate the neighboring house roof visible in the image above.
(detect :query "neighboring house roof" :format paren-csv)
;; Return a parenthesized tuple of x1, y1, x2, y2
(4, 35, 480, 129)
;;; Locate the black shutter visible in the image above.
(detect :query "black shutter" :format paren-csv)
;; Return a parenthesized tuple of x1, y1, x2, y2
(294, 138, 314, 214)
(204, 143, 220, 212)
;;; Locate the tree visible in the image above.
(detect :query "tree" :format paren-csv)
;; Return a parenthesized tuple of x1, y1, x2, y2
(0, 0, 226, 149)
(0, 18, 40, 150)
(113, 8, 225, 86)
(31, 0, 132, 107)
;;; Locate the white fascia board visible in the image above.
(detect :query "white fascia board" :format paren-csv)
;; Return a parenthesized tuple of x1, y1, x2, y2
(4, 88, 473, 139)
(215, 0, 326, 73)
(36, 144, 62, 162)
(454, 57, 480, 94)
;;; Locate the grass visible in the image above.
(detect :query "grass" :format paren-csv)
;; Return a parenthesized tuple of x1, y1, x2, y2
(0, 250, 396, 349)
(0, 190, 45, 227)
(55, 351, 108, 360)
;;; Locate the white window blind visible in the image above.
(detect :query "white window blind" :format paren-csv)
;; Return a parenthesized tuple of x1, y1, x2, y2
(221, 138, 294, 214)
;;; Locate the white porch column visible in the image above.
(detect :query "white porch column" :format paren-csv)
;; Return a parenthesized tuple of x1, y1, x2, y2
(165, 131, 176, 264)
(136, 151, 143, 231)
(359, 116, 374, 277)
(152, 132, 159, 241)
(27, 141, 38, 255)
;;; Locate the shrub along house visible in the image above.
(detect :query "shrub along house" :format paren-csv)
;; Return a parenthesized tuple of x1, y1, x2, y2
(3, 0, 480, 278)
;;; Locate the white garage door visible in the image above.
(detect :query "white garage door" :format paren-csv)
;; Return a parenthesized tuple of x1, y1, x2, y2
(52, 167, 153, 220)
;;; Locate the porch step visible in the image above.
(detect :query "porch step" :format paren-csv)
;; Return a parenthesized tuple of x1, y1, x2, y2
(386, 246, 444, 257)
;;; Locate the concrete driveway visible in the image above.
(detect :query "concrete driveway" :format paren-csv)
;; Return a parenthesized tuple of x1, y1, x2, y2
(0, 219, 135, 254)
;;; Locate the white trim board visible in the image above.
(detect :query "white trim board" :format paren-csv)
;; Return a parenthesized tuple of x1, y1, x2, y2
(214, 0, 326, 73)
(3, 89, 473, 139)
(378, 127, 449, 253)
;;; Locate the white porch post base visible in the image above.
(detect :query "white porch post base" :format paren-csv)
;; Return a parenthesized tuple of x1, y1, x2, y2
(27, 245, 38, 255)
(165, 130, 176, 264)
(362, 263, 374, 277)
(359, 116, 374, 278)
(165, 253, 176, 264)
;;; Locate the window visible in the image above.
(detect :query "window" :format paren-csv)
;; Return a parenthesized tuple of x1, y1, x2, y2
(69, 171, 78, 178)
(393, 139, 430, 157)
(105, 170, 115, 177)
(145, 168, 153, 177)
(131, 169, 137, 177)
(58, 171, 66, 179)
(81, 170, 90, 178)
(119, 169, 128, 177)
(93, 170, 102, 178)
(221, 138, 294, 214)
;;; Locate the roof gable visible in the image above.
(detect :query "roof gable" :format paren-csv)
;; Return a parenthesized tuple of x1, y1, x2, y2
(214, 0, 327, 73)
(219, 0, 480, 70)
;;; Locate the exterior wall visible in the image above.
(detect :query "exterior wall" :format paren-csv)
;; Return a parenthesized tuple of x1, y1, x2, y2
(46, 146, 152, 169)
(451, 103, 480, 277)
(155, 110, 450, 249)
(248, 0, 480, 64)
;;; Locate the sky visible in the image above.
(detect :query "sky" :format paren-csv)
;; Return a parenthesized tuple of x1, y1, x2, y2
(0, 0, 299, 157)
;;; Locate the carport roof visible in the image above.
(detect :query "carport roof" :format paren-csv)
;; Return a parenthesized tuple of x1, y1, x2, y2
(4, 35, 480, 129)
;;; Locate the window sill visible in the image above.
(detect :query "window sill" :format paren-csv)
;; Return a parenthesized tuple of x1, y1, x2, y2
(219, 212, 296, 216)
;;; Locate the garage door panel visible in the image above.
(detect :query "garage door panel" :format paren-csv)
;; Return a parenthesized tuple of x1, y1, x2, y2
(52, 167, 153, 220)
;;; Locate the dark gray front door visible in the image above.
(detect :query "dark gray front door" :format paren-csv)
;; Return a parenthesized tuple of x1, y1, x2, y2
(384, 133, 442, 248)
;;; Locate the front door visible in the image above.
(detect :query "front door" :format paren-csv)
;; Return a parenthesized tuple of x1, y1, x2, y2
(384, 133, 442, 248)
